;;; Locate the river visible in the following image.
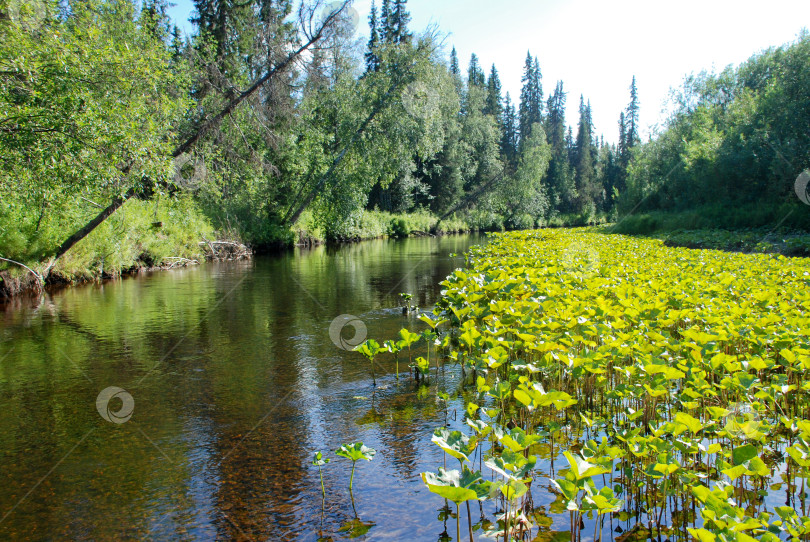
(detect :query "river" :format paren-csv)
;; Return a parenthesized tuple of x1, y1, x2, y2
(0, 235, 495, 541)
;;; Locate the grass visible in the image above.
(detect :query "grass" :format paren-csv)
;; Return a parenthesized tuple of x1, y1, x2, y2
(0, 195, 215, 286)
(290, 209, 472, 245)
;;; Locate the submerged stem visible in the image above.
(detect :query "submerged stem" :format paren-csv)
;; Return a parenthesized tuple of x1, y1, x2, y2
(456, 503, 460, 542)
(319, 466, 325, 499)
(350, 461, 357, 491)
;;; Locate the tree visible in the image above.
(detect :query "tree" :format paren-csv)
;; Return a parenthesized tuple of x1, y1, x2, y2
(573, 96, 600, 215)
(625, 76, 640, 148)
(380, 0, 392, 42)
(501, 92, 519, 170)
(545, 81, 575, 212)
(365, 1, 381, 72)
(501, 124, 551, 228)
(467, 54, 485, 88)
(485, 64, 503, 120)
(616, 77, 639, 199)
(449, 47, 460, 76)
(390, 0, 411, 44)
(0, 0, 191, 264)
(47, 0, 353, 262)
(519, 52, 543, 145)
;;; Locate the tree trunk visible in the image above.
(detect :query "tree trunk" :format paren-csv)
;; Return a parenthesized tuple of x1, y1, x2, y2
(47, 1, 349, 269)
(432, 171, 505, 232)
(283, 87, 396, 227)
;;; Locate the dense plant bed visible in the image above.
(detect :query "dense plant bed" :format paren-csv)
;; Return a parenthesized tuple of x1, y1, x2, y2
(384, 229, 810, 541)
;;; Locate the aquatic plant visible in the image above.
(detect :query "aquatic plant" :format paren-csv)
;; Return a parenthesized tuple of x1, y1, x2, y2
(312, 451, 330, 501)
(404, 229, 810, 541)
(354, 339, 382, 386)
(382, 339, 402, 379)
(422, 467, 488, 542)
(397, 328, 421, 378)
(400, 292, 417, 313)
(335, 442, 376, 492)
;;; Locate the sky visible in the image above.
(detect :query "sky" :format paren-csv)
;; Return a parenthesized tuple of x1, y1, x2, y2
(167, 0, 810, 143)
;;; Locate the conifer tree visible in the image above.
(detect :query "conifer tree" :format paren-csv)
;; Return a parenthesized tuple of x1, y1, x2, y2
(574, 95, 600, 213)
(545, 81, 576, 211)
(391, 0, 412, 44)
(467, 54, 485, 87)
(501, 92, 519, 170)
(449, 47, 460, 76)
(380, 0, 392, 42)
(616, 78, 639, 196)
(625, 76, 640, 148)
(519, 51, 543, 143)
(485, 64, 503, 120)
(365, 1, 381, 72)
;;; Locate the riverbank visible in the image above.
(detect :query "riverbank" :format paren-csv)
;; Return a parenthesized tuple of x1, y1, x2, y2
(0, 205, 476, 300)
(597, 225, 810, 257)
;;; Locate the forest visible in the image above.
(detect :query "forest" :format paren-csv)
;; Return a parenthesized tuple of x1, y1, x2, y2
(1, 0, 808, 288)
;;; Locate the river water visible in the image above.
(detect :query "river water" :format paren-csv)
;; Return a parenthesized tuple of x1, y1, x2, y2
(0, 235, 496, 541)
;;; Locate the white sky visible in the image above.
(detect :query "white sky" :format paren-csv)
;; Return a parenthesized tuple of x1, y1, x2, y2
(168, 0, 810, 143)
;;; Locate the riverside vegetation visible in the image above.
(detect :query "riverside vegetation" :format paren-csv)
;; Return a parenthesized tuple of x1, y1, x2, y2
(358, 229, 810, 541)
(3, 0, 807, 297)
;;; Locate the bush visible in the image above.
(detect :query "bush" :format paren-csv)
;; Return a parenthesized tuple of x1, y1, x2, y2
(389, 218, 410, 238)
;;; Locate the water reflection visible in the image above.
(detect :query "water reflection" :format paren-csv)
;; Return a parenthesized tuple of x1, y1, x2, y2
(0, 235, 487, 540)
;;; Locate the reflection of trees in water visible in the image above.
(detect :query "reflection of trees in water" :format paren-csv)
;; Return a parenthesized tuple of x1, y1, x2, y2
(0, 234, 487, 539)
(369, 384, 440, 482)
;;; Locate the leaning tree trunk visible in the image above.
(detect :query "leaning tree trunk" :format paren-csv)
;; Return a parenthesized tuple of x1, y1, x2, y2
(47, 1, 350, 270)
(432, 170, 505, 233)
(282, 86, 397, 227)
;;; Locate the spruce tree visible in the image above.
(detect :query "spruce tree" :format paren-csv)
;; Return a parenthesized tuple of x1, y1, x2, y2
(380, 0, 392, 43)
(574, 95, 599, 213)
(467, 54, 485, 87)
(533, 55, 544, 112)
(365, 1, 381, 72)
(485, 64, 503, 120)
(391, 0, 411, 44)
(616, 78, 639, 194)
(545, 81, 576, 212)
(519, 51, 542, 144)
(615, 111, 628, 197)
(501, 92, 519, 170)
(625, 76, 640, 148)
(449, 47, 460, 76)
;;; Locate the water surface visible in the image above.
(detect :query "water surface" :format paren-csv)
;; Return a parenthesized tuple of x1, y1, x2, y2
(0, 235, 492, 541)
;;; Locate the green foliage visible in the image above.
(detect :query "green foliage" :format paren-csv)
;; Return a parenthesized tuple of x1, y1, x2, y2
(410, 228, 810, 541)
(620, 34, 810, 221)
(0, 0, 191, 266)
(335, 442, 377, 491)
